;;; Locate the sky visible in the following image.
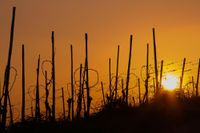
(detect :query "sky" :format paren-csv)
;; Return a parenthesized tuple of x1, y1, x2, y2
(1, 0, 200, 118)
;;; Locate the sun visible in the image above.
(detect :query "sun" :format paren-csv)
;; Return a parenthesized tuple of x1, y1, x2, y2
(162, 74, 179, 91)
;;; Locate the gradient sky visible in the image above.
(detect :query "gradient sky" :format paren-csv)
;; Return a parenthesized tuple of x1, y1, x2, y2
(1, 0, 200, 117)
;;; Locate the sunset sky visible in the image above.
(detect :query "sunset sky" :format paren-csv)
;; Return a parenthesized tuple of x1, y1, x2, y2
(1, 0, 200, 117)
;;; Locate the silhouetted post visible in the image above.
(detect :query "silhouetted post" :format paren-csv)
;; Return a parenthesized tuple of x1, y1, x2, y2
(159, 60, 164, 89)
(115, 45, 120, 100)
(138, 78, 141, 105)
(21, 44, 25, 122)
(82, 59, 87, 117)
(8, 94, 13, 125)
(70, 45, 74, 120)
(144, 43, 149, 103)
(125, 35, 133, 105)
(196, 59, 200, 96)
(51, 31, 56, 120)
(76, 64, 82, 119)
(45, 71, 50, 120)
(35, 55, 41, 121)
(192, 76, 195, 96)
(85, 33, 91, 118)
(82, 93, 86, 118)
(109, 58, 112, 101)
(180, 58, 186, 93)
(61, 88, 66, 119)
(67, 98, 72, 120)
(153, 28, 159, 95)
(101, 82, 106, 105)
(1, 7, 16, 132)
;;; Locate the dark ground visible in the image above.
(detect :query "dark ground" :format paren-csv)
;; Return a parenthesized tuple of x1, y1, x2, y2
(6, 93, 200, 133)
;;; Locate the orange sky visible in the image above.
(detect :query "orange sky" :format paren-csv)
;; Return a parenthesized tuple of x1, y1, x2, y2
(1, 0, 200, 118)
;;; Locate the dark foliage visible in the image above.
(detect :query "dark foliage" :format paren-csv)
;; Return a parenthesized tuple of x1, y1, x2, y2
(6, 95, 200, 133)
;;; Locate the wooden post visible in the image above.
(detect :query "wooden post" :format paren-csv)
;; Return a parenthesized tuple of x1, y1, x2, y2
(109, 58, 112, 101)
(61, 88, 66, 119)
(101, 82, 106, 105)
(1, 7, 16, 131)
(180, 58, 186, 92)
(82, 59, 87, 117)
(45, 71, 50, 120)
(7, 94, 13, 125)
(125, 35, 133, 104)
(76, 64, 82, 119)
(70, 45, 74, 120)
(196, 59, 200, 96)
(159, 60, 164, 90)
(35, 55, 41, 120)
(21, 44, 25, 122)
(144, 43, 149, 103)
(67, 98, 71, 120)
(115, 45, 120, 100)
(51, 31, 56, 120)
(152, 28, 159, 94)
(85, 33, 91, 118)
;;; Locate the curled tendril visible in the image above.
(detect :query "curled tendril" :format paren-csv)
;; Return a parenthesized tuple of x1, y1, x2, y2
(74, 66, 99, 89)
(41, 60, 53, 83)
(0, 66, 18, 102)
(9, 66, 18, 93)
(27, 85, 46, 101)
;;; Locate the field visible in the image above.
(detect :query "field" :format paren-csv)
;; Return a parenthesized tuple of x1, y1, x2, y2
(1, 6, 200, 133)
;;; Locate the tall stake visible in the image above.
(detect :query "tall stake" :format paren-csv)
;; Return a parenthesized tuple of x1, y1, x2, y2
(159, 60, 164, 89)
(35, 55, 41, 120)
(125, 35, 133, 104)
(101, 82, 106, 105)
(109, 58, 112, 101)
(196, 58, 200, 96)
(82, 59, 87, 117)
(144, 43, 149, 103)
(85, 33, 91, 118)
(61, 88, 66, 119)
(180, 58, 186, 92)
(8, 94, 13, 125)
(70, 45, 74, 120)
(115, 45, 120, 100)
(45, 71, 50, 120)
(21, 44, 25, 122)
(77, 64, 82, 119)
(51, 31, 56, 120)
(1, 7, 16, 131)
(153, 28, 159, 94)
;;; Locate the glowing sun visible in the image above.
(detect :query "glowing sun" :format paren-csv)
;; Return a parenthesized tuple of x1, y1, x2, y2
(162, 74, 179, 91)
